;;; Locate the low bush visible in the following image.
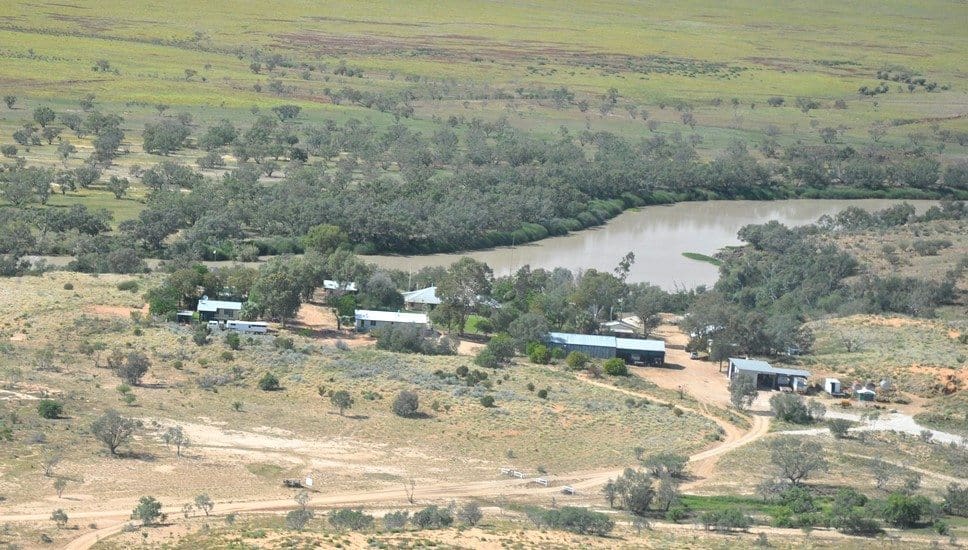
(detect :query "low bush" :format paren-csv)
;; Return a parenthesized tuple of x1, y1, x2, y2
(37, 399, 63, 419)
(392, 390, 419, 417)
(603, 358, 628, 376)
(257, 372, 280, 391)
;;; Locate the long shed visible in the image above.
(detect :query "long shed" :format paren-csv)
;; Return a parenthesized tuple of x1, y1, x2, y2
(545, 332, 617, 359)
(615, 338, 666, 366)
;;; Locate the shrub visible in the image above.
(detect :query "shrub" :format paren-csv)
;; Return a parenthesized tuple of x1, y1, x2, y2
(63, 282, 74, 290)
(37, 399, 63, 419)
(537, 388, 549, 399)
(412, 505, 452, 529)
(666, 506, 688, 523)
(828, 418, 853, 439)
(392, 390, 419, 417)
(116, 280, 138, 292)
(769, 393, 817, 424)
(285, 508, 313, 531)
(565, 351, 590, 371)
(192, 324, 209, 346)
(457, 502, 483, 526)
(374, 324, 455, 355)
(550, 347, 566, 360)
(258, 372, 280, 391)
(881, 492, 931, 528)
(699, 508, 752, 532)
(273, 336, 294, 350)
(603, 358, 628, 376)
(528, 344, 550, 364)
(480, 395, 495, 407)
(530, 506, 614, 536)
(224, 331, 241, 350)
(943, 483, 968, 517)
(328, 508, 374, 531)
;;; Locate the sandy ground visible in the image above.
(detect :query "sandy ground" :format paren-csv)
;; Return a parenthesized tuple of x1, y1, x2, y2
(1, 318, 957, 548)
(779, 410, 965, 446)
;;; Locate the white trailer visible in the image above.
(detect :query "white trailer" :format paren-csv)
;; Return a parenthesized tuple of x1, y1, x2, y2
(226, 320, 268, 334)
(824, 378, 843, 396)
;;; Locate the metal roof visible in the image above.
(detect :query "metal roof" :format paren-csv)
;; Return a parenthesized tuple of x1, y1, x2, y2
(323, 280, 358, 292)
(546, 332, 617, 348)
(354, 310, 428, 324)
(729, 358, 810, 378)
(615, 338, 665, 353)
(402, 286, 441, 305)
(196, 298, 243, 312)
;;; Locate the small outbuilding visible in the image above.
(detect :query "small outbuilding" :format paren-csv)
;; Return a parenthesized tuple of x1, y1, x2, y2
(856, 388, 876, 402)
(354, 309, 429, 332)
(196, 297, 243, 322)
(600, 316, 642, 336)
(727, 358, 811, 391)
(402, 286, 441, 307)
(824, 378, 843, 396)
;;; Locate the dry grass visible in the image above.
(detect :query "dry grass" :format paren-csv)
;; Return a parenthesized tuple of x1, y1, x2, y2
(0, 272, 717, 515)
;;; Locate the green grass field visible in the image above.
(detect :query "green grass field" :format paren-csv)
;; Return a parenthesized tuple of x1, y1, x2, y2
(1, 0, 966, 224)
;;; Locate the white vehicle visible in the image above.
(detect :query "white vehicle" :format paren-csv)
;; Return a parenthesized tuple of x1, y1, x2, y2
(226, 320, 268, 334)
(206, 320, 222, 331)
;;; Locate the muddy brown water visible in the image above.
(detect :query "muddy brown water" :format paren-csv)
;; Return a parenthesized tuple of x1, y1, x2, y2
(31, 199, 935, 290)
(365, 199, 937, 289)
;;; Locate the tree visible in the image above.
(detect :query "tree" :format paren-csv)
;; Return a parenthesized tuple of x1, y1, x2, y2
(91, 409, 139, 456)
(42, 126, 62, 144)
(286, 508, 314, 531)
(943, 484, 968, 517)
(272, 104, 302, 121)
(37, 399, 64, 419)
(115, 352, 150, 385)
(437, 258, 493, 334)
(476, 333, 515, 368)
(729, 374, 758, 410)
(51, 509, 68, 528)
(258, 372, 281, 391)
(882, 492, 930, 528)
(610, 468, 654, 516)
(41, 449, 63, 477)
(507, 313, 549, 352)
(33, 106, 56, 127)
(131, 496, 163, 526)
(412, 505, 453, 529)
(392, 390, 419, 417)
(383, 510, 409, 531)
(142, 119, 190, 155)
(106, 176, 130, 199)
(330, 390, 353, 416)
(194, 494, 214, 516)
(162, 426, 189, 456)
(457, 501, 483, 526)
(655, 472, 681, 511)
(53, 478, 67, 498)
(249, 258, 304, 325)
(769, 438, 828, 486)
(303, 223, 347, 254)
(642, 452, 688, 478)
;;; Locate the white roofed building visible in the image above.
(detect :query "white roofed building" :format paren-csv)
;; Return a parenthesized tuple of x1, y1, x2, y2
(355, 309, 429, 332)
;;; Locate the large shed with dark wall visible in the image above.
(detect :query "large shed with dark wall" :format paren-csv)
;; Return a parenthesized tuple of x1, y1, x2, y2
(545, 332, 666, 365)
(727, 358, 811, 390)
(545, 332, 616, 359)
(615, 338, 666, 366)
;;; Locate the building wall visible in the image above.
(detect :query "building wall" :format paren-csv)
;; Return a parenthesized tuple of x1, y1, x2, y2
(356, 319, 426, 332)
(547, 342, 615, 359)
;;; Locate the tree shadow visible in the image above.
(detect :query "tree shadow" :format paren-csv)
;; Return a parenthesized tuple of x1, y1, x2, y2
(649, 363, 685, 371)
